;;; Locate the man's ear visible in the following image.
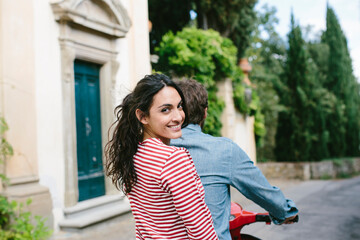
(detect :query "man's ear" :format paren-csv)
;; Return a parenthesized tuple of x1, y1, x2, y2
(200, 107, 208, 129)
(204, 107, 208, 120)
(135, 109, 148, 125)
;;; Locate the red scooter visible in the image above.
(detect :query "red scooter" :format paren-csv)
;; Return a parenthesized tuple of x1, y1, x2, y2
(229, 202, 270, 240)
(229, 202, 299, 240)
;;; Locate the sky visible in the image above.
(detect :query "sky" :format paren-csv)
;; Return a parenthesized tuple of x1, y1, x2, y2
(257, 0, 360, 80)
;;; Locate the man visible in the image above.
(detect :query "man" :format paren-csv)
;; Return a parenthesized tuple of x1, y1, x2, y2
(171, 79, 298, 240)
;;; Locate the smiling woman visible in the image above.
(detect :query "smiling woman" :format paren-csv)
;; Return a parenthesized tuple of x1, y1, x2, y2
(136, 86, 185, 145)
(104, 73, 219, 240)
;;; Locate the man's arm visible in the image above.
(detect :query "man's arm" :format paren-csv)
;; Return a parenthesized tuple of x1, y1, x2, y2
(229, 143, 298, 224)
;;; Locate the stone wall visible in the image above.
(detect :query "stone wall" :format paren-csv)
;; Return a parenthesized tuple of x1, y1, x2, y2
(257, 158, 360, 180)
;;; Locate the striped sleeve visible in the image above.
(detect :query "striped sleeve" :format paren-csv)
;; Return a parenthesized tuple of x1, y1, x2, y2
(160, 148, 219, 240)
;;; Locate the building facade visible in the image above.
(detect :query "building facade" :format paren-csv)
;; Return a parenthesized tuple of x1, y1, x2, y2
(0, 0, 256, 236)
(0, 0, 151, 234)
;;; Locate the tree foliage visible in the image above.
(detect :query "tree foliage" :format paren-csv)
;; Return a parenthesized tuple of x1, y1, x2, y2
(149, 1, 265, 141)
(148, 0, 192, 53)
(275, 14, 310, 162)
(153, 27, 265, 141)
(245, 5, 287, 160)
(322, 6, 360, 157)
(149, 2, 360, 160)
(272, 6, 359, 162)
(148, 0, 258, 58)
(154, 28, 235, 136)
(274, 14, 338, 162)
(194, 0, 258, 58)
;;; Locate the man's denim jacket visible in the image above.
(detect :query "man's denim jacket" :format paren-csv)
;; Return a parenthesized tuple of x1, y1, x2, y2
(171, 124, 298, 240)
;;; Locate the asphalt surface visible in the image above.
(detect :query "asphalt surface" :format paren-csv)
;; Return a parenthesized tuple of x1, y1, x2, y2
(237, 176, 360, 240)
(54, 176, 360, 240)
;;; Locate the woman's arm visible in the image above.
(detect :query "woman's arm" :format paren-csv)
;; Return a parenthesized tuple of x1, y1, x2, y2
(160, 148, 219, 240)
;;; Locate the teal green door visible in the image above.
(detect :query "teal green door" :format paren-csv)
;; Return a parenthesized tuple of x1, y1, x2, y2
(74, 59, 105, 201)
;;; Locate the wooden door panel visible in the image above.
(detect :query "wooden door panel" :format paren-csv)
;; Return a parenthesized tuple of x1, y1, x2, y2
(74, 60, 105, 201)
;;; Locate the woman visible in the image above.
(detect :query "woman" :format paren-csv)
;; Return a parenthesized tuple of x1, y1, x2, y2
(105, 74, 218, 240)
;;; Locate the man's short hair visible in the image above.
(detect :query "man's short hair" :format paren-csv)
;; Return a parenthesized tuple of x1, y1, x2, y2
(175, 79, 208, 125)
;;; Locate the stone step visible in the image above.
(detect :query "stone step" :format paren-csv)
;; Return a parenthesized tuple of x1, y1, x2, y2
(59, 195, 131, 231)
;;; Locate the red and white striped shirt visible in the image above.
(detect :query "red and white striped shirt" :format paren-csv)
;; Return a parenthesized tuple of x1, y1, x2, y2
(128, 138, 218, 240)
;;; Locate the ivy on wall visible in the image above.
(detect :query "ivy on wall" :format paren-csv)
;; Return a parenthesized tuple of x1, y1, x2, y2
(232, 73, 266, 146)
(0, 117, 13, 184)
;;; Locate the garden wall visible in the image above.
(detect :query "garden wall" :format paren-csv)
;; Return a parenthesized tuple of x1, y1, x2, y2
(257, 158, 360, 180)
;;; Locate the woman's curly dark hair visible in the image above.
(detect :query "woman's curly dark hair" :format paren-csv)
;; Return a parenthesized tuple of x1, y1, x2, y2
(104, 73, 188, 194)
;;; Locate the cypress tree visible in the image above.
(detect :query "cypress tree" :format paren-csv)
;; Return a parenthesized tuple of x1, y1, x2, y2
(275, 14, 314, 162)
(274, 13, 337, 162)
(307, 41, 333, 160)
(322, 6, 359, 156)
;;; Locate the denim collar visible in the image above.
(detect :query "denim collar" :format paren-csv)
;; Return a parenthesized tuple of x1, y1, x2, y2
(183, 124, 202, 132)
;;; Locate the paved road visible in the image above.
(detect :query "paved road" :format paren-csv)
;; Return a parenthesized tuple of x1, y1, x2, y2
(237, 176, 360, 240)
(58, 176, 360, 240)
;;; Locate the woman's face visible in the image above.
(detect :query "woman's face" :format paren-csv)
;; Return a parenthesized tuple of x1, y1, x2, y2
(138, 86, 185, 145)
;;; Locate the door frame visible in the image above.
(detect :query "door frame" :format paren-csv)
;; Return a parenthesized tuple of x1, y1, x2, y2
(60, 43, 118, 207)
(52, 0, 131, 207)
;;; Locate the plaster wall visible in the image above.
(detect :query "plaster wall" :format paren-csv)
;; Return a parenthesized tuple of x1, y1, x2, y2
(0, 0, 3, 114)
(1, 0, 39, 178)
(33, 0, 65, 221)
(116, 0, 151, 103)
(0, 0, 4, 193)
(0, 0, 3, 119)
(234, 113, 257, 164)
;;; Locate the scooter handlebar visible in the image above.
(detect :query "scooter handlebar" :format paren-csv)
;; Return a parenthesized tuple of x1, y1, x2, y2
(255, 214, 271, 222)
(255, 213, 299, 223)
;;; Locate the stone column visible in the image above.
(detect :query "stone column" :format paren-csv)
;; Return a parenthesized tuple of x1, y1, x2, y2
(216, 58, 257, 163)
(237, 58, 257, 163)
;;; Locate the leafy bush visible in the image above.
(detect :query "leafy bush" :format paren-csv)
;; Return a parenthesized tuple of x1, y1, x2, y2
(154, 27, 265, 141)
(154, 28, 236, 135)
(0, 197, 52, 240)
(0, 118, 13, 183)
(0, 116, 52, 240)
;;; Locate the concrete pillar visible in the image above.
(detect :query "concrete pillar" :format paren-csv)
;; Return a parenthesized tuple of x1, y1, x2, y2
(217, 78, 257, 163)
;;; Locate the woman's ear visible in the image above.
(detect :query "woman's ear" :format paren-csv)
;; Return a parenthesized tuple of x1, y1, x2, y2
(135, 109, 148, 125)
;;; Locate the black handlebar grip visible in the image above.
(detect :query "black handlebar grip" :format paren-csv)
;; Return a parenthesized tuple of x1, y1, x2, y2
(255, 214, 299, 223)
(255, 215, 271, 222)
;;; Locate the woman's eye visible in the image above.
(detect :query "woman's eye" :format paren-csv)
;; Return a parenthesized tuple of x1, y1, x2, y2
(178, 103, 183, 109)
(161, 108, 169, 113)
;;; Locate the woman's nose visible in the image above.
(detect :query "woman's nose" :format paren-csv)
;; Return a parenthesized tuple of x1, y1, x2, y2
(172, 109, 183, 122)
